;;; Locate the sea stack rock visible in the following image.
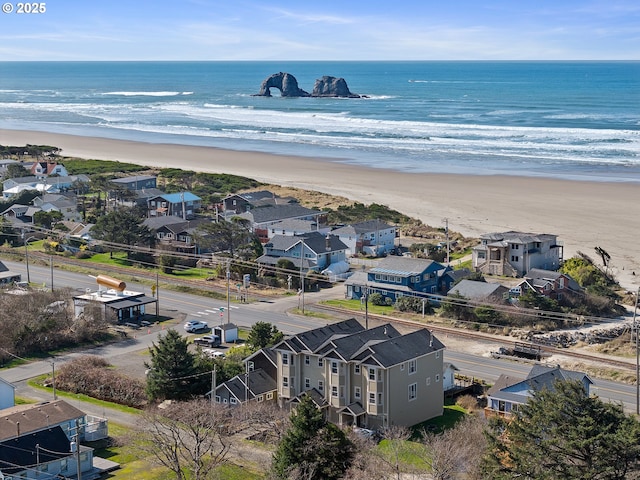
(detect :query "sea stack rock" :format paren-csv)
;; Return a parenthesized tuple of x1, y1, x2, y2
(255, 72, 310, 97)
(312, 76, 361, 98)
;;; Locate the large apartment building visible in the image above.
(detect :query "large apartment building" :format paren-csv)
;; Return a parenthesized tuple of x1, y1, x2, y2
(272, 318, 445, 429)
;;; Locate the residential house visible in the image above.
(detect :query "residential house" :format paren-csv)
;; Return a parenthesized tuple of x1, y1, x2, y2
(472, 231, 563, 277)
(110, 174, 157, 191)
(28, 161, 68, 178)
(213, 368, 278, 406)
(440, 268, 472, 293)
(268, 219, 322, 238)
(0, 159, 19, 177)
(272, 318, 445, 429)
(0, 204, 38, 225)
(0, 376, 15, 410)
(32, 192, 81, 222)
(257, 232, 348, 273)
(245, 348, 278, 380)
(143, 216, 208, 254)
(447, 279, 509, 303)
(234, 204, 324, 243)
(0, 400, 110, 479)
(2, 174, 89, 199)
(485, 365, 592, 419)
(223, 190, 298, 214)
(0, 261, 21, 286)
(332, 220, 397, 257)
(345, 256, 450, 303)
(147, 192, 202, 219)
(513, 268, 583, 300)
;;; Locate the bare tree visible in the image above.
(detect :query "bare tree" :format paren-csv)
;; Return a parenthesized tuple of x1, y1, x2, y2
(420, 415, 487, 480)
(135, 399, 233, 480)
(380, 425, 413, 480)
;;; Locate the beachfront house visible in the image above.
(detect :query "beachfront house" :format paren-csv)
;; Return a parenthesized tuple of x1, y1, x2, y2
(223, 190, 298, 214)
(268, 218, 323, 237)
(331, 220, 397, 257)
(28, 161, 69, 178)
(273, 318, 445, 429)
(256, 232, 348, 273)
(485, 365, 592, 419)
(2, 174, 89, 199)
(234, 204, 325, 243)
(110, 174, 157, 191)
(146, 192, 202, 219)
(345, 256, 450, 304)
(472, 231, 563, 277)
(143, 216, 208, 254)
(512, 268, 583, 300)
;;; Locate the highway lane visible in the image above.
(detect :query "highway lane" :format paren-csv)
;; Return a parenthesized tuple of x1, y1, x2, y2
(4, 258, 640, 412)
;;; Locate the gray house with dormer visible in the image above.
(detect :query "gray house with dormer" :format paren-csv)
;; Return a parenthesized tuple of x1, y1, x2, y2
(332, 220, 397, 257)
(273, 318, 445, 429)
(257, 231, 348, 272)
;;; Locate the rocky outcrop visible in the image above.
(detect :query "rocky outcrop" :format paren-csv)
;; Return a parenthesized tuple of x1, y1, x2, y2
(255, 73, 361, 98)
(312, 76, 360, 98)
(256, 72, 310, 97)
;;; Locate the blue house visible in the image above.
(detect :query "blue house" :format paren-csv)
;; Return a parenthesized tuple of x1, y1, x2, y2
(147, 192, 202, 219)
(345, 256, 450, 303)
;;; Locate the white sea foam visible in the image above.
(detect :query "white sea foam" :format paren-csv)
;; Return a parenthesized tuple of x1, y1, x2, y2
(102, 91, 192, 97)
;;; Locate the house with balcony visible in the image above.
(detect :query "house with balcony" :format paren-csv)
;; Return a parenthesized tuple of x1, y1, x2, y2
(29, 161, 68, 178)
(257, 232, 348, 273)
(345, 256, 450, 304)
(472, 231, 563, 277)
(110, 174, 157, 191)
(143, 216, 208, 254)
(273, 318, 445, 429)
(485, 365, 592, 419)
(147, 192, 202, 219)
(331, 220, 397, 257)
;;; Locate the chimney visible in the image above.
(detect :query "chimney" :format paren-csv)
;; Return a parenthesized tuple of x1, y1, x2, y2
(326, 234, 331, 251)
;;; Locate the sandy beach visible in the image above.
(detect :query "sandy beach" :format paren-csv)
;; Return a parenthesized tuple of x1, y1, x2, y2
(2, 128, 639, 291)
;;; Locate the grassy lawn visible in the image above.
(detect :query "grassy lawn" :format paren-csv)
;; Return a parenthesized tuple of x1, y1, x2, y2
(323, 298, 395, 316)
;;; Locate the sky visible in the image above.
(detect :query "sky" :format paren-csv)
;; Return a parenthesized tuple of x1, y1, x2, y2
(0, 0, 638, 61)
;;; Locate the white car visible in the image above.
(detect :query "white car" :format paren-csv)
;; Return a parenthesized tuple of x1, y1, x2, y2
(202, 348, 226, 359)
(184, 320, 208, 333)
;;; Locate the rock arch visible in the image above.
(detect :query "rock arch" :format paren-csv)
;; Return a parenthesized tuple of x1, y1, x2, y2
(256, 72, 310, 97)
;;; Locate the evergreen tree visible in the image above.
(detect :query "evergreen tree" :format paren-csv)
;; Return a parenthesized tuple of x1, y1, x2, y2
(145, 329, 198, 401)
(247, 321, 284, 350)
(482, 380, 640, 479)
(272, 394, 355, 479)
(91, 206, 154, 258)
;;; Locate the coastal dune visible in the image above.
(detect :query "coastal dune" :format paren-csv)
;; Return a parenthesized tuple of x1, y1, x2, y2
(3, 128, 639, 291)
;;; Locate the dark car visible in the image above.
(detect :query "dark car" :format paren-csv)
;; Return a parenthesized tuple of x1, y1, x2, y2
(193, 335, 221, 347)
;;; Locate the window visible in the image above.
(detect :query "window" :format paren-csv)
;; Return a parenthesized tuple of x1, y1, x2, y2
(267, 392, 273, 400)
(435, 351, 440, 359)
(332, 386, 338, 397)
(436, 374, 440, 382)
(378, 393, 383, 405)
(305, 355, 310, 365)
(511, 244, 519, 250)
(354, 364, 361, 375)
(223, 398, 228, 404)
(369, 392, 376, 404)
(340, 386, 345, 398)
(355, 386, 361, 399)
(248, 361, 255, 371)
(318, 357, 324, 368)
(282, 353, 289, 365)
(413, 275, 420, 283)
(318, 380, 324, 391)
(369, 368, 376, 381)
(408, 383, 417, 401)
(283, 377, 289, 388)
(305, 378, 310, 389)
(60, 458, 68, 471)
(332, 361, 338, 374)
(230, 398, 237, 404)
(400, 363, 405, 371)
(511, 255, 519, 262)
(215, 395, 221, 403)
(408, 360, 416, 374)
(257, 395, 263, 402)
(290, 377, 295, 388)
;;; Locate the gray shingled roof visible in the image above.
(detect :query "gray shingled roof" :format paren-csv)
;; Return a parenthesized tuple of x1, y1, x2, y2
(332, 220, 394, 236)
(317, 324, 402, 360)
(0, 400, 85, 441)
(264, 232, 348, 255)
(447, 279, 508, 300)
(215, 368, 277, 401)
(238, 204, 323, 224)
(353, 329, 445, 368)
(370, 256, 442, 276)
(480, 231, 558, 244)
(275, 318, 364, 354)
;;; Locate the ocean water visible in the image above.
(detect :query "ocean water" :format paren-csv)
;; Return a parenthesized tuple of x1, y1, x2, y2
(0, 61, 638, 182)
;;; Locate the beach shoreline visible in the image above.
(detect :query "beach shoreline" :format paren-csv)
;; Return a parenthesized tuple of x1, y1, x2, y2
(2, 128, 639, 291)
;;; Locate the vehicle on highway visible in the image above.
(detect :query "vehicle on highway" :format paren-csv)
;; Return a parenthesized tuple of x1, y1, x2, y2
(193, 335, 221, 347)
(184, 320, 208, 333)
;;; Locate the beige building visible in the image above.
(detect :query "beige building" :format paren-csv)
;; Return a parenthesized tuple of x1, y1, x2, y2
(273, 318, 445, 429)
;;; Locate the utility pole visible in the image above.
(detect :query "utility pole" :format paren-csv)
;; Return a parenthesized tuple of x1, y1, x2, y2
(226, 259, 231, 324)
(364, 285, 369, 330)
(299, 240, 305, 314)
(50, 255, 54, 291)
(51, 361, 56, 400)
(634, 286, 640, 415)
(443, 218, 450, 265)
(73, 418, 82, 480)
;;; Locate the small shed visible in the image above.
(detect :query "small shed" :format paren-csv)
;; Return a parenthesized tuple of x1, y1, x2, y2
(213, 323, 238, 344)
